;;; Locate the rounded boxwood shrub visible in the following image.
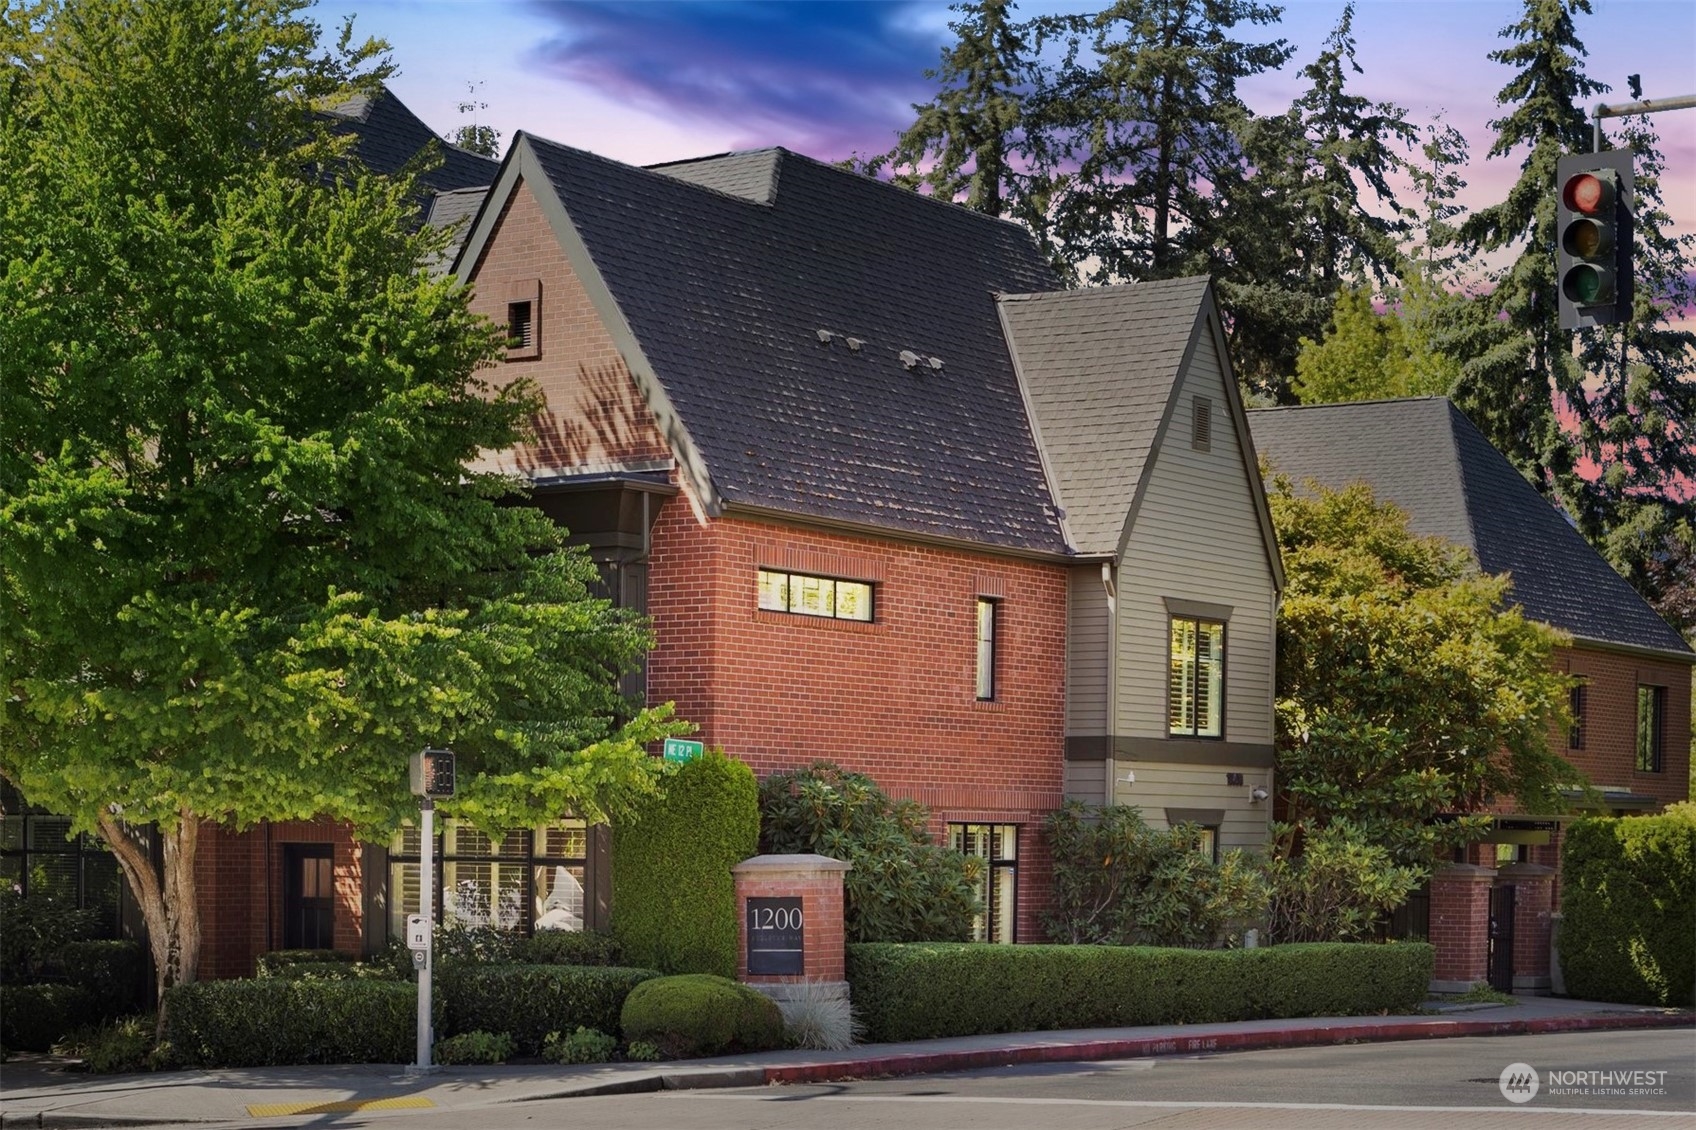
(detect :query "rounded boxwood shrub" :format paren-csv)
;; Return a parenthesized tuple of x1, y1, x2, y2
(612, 751, 758, 977)
(619, 973, 784, 1059)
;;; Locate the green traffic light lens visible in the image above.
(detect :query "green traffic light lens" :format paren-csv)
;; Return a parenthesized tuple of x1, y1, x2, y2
(1563, 265, 1603, 303)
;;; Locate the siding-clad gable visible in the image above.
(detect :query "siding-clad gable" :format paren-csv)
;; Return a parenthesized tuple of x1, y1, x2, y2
(1116, 318, 1276, 745)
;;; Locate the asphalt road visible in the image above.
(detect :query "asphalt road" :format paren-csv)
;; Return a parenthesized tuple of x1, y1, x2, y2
(242, 1029, 1696, 1130)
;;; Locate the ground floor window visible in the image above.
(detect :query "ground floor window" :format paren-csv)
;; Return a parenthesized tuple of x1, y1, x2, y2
(386, 819, 589, 941)
(949, 823, 1017, 944)
(0, 781, 123, 937)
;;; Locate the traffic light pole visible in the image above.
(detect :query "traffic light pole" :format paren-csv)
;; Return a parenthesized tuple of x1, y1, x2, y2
(1591, 93, 1696, 152)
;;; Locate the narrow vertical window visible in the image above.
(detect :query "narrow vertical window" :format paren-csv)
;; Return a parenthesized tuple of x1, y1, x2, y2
(1169, 617, 1224, 738)
(975, 597, 998, 701)
(949, 823, 1017, 943)
(1568, 681, 1587, 750)
(1636, 685, 1665, 772)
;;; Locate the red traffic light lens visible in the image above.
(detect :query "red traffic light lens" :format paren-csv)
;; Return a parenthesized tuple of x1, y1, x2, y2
(1562, 172, 1610, 215)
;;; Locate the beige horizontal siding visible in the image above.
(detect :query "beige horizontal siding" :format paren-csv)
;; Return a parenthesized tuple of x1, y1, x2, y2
(1116, 322, 1276, 746)
(1067, 567, 1111, 734)
(1063, 758, 1109, 807)
(1110, 761, 1273, 852)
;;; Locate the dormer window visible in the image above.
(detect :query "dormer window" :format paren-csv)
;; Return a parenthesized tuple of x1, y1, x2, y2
(506, 278, 540, 359)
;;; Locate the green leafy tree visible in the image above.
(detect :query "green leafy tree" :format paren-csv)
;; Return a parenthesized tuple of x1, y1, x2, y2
(1260, 820, 1423, 943)
(1291, 280, 1461, 404)
(1268, 473, 1578, 868)
(1453, 0, 1605, 506)
(447, 79, 500, 158)
(0, 0, 677, 1027)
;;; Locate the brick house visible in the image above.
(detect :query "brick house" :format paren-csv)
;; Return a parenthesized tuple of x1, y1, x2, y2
(7, 106, 1287, 975)
(1250, 397, 1692, 989)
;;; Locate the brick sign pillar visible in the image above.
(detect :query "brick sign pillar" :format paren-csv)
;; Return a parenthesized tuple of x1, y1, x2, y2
(1428, 863, 1495, 992)
(732, 854, 851, 1006)
(1497, 861, 1555, 992)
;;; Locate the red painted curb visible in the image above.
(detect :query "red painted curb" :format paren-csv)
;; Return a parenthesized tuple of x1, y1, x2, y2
(761, 1013, 1696, 1086)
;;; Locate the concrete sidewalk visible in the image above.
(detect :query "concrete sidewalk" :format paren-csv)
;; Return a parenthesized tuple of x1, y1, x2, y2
(0, 994, 1688, 1128)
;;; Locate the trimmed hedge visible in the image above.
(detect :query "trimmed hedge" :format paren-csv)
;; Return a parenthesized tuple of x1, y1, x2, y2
(0, 984, 101, 1052)
(254, 949, 360, 979)
(612, 751, 758, 977)
(847, 941, 1434, 1042)
(61, 939, 146, 1012)
(440, 964, 661, 1056)
(166, 979, 418, 1066)
(514, 930, 624, 967)
(1561, 812, 1695, 1007)
(619, 974, 785, 1058)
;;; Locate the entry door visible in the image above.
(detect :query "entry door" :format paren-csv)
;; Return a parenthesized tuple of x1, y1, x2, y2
(1487, 883, 1516, 993)
(283, 844, 335, 950)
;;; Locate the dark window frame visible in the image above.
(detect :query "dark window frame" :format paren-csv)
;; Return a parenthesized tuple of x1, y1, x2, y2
(975, 597, 999, 701)
(756, 568, 875, 623)
(386, 820, 589, 939)
(1636, 684, 1666, 773)
(949, 822, 1018, 944)
(1168, 615, 1227, 739)
(1568, 680, 1587, 750)
(0, 782, 123, 937)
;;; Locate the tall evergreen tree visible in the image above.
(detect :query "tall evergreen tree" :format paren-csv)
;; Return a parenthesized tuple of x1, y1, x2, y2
(1454, 0, 1605, 503)
(1574, 112, 1696, 605)
(884, 0, 1039, 220)
(1033, 0, 1292, 284)
(1210, 3, 1416, 397)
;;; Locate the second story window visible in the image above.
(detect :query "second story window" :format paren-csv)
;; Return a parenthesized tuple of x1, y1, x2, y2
(975, 598, 998, 700)
(1169, 616, 1225, 738)
(1636, 684, 1665, 772)
(757, 569, 873, 622)
(1568, 681, 1587, 750)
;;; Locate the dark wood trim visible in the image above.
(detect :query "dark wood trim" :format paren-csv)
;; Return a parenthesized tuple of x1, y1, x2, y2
(1066, 735, 1275, 767)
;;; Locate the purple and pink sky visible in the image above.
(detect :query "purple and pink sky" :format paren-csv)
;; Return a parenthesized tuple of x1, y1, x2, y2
(316, 0, 1695, 273)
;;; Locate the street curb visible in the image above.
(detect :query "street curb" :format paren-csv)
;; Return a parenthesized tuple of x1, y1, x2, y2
(760, 1012, 1696, 1086)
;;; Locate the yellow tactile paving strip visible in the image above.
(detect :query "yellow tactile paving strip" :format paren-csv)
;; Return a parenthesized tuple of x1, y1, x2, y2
(246, 1096, 436, 1117)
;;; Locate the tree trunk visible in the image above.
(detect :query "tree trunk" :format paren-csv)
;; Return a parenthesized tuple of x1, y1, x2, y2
(98, 810, 202, 1043)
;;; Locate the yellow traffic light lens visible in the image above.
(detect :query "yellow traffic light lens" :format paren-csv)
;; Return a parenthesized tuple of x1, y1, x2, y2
(1562, 218, 1610, 258)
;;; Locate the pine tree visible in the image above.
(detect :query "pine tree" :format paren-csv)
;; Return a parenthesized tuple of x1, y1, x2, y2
(1454, 0, 1605, 502)
(1574, 112, 1696, 602)
(1033, 0, 1292, 284)
(884, 0, 1038, 220)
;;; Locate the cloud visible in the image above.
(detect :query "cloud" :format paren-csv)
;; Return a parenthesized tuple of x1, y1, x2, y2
(523, 0, 944, 158)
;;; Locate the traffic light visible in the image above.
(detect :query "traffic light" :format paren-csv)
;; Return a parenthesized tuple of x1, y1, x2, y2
(1555, 149, 1633, 330)
(410, 748, 456, 798)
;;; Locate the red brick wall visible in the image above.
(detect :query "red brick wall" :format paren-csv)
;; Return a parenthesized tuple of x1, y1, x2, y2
(735, 863, 848, 983)
(465, 179, 671, 478)
(645, 506, 1068, 942)
(195, 820, 365, 980)
(1429, 864, 1494, 987)
(1557, 645, 1691, 810)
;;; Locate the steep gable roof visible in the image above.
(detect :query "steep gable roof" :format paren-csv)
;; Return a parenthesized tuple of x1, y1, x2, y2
(324, 86, 499, 194)
(460, 135, 1070, 556)
(1249, 397, 1692, 658)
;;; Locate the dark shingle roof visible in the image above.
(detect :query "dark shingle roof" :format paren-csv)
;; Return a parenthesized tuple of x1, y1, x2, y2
(1000, 279, 1211, 555)
(524, 137, 1069, 554)
(1249, 397, 1691, 656)
(325, 87, 499, 195)
(423, 186, 489, 272)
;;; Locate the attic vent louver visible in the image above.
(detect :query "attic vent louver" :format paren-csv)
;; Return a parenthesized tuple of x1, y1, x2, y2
(1191, 396, 1213, 452)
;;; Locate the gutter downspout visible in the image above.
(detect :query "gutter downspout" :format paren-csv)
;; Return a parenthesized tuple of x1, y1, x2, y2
(1101, 561, 1118, 805)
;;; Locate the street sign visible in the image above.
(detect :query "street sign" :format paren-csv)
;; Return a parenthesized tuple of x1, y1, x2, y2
(406, 914, 429, 951)
(663, 738, 704, 764)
